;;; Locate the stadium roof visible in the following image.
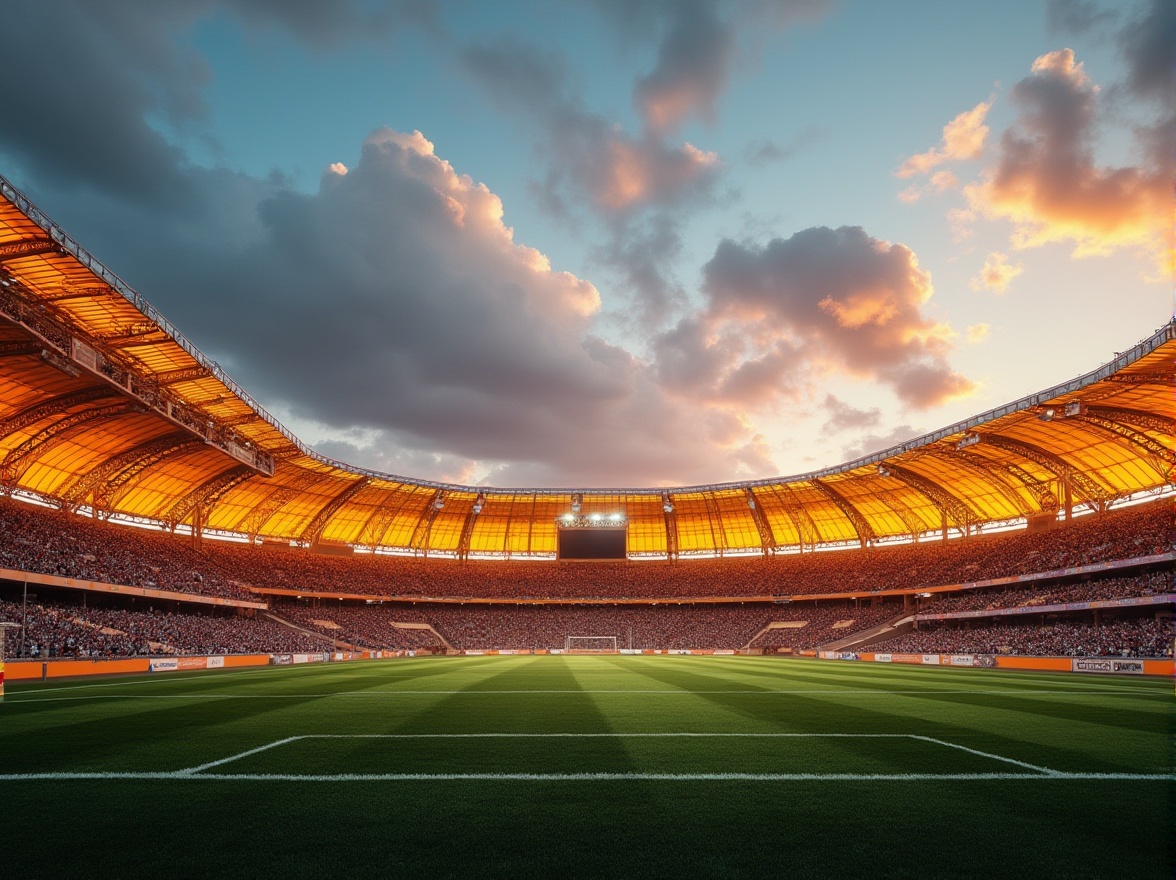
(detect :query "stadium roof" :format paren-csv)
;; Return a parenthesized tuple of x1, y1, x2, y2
(0, 174, 1172, 558)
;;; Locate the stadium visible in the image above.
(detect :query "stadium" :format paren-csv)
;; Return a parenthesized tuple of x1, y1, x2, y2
(1, 159, 1174, 877)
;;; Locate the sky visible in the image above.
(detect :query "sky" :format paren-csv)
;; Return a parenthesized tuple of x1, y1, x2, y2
(0, 0, 1171, 489)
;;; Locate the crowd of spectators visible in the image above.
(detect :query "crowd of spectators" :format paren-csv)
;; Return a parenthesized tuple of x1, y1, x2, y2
(0, 496, 1170, 604)
(871, 616, 1174, 658)
(211, 499, 1175, 600)
(0, 499, 250, 600)
(272, 599, 905, 652)
(0, 598, 332, 659)
(916, 571, 1173, 617)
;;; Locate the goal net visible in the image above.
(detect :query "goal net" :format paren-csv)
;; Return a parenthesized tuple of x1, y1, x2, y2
(565, 635, 619, 654)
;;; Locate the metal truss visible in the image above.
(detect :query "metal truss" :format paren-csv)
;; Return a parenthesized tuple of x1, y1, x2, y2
(811, 478, 877, 546)
(0, 237, 58, 262)
(1070, 415, 1172, 475)
(0, 386, 120, 436)
(981, 433, 1110, 503)
(355, 486, 416, 549)
(409, 489, 445, 553)
(162, 465, 258, 527)
(233, 473, 324, 541)
(885, 463, 973, 532)
(0, 340, 42, 358)
(59, 432, 201, 510)
(925, 448, 1035, 514)
(0, 402, 131, 485)
(745, 488, 777, 555)
(299, 477, 371, 545)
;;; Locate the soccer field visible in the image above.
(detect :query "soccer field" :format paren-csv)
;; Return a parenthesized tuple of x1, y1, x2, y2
(2, 655, 1172, 878)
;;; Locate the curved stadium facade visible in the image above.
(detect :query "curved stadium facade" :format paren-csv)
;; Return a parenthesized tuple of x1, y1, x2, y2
(0, 173, 1172, 560)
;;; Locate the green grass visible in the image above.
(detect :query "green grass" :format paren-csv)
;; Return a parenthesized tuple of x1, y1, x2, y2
(2, 655, 1172, 878)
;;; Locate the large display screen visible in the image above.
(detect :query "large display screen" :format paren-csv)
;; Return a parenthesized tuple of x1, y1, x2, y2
(557, 528, 628, 560)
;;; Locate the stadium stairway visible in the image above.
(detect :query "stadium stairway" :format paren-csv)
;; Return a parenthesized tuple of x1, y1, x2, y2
(390, 621, 453, 652)
(263, 611, 362, 651)
(818, 612, 915, 653)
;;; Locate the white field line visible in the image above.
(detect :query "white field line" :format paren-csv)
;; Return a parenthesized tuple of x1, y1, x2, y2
(172, 732, 1047, 775)
(8, 687, 1168, 703)
(0, 771, 1170, 782)
(178, 736, 305, 775)
(908, 735, 1063, 776)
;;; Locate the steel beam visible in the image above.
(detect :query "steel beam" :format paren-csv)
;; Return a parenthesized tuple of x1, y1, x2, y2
(981, 433, 1110, 503)
(0, 386, 121, 437)
(811, 479, 876, 547)
(162, 465, 257, 527)
(886, 463, 973, 530)
(300, 477, 371, 545)
(62, 433, 204, 511)
(0, 402, 132, 484)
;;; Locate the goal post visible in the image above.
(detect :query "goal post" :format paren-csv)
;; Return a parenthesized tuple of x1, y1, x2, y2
(565, 635, 619, 654)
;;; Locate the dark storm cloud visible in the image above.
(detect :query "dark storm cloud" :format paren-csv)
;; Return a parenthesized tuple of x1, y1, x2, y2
(0, 1, 434, 206)
(0, 2, 206, 205)
(654, 226, 975, 410)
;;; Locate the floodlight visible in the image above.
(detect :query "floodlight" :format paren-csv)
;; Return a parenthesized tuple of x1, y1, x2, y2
(433, 493, 445, 510)
(610, 513, 623, 522)
(877, 465, 891, 477)
(589, 513, 602, 522)
(1038, 408, 1055, 421)
(562, 513, 574, 523)
(956, 433, 980, 449)
(1064, 401, 1084, 417)
(571, 493, 582, 514)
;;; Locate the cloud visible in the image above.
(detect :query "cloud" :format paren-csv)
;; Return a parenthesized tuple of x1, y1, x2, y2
(960, 49, 1169, 264)
(1045, 0, 1119, 36)
(745, 127, 826, 166)
(51, 128, 775, 487)
(895, 99, 993, 203)
(632, 0, 737, 132)
(969, 252, 1023, 293)
(595, 0, 829, 134)
(840, 424, 924, 462)
(820, 395, 881, 433)
(655, 226, 976, 410)
(0, 1, 435, 206)
(1116, 0, 1175, 102)
(460, 39, 720, 220)
(897, 99, 993, 179)
(966, 323, 991, 344)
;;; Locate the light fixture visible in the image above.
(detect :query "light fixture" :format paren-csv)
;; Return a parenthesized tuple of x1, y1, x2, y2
(471, 493, 485, 514)
(956, 433, 980, 449)
(662, 492, 674, 514)
(570, 493, 582, 514)
(1038, 408, 1055, 421)
(877, 465, 891, 477)
(589, 513, 602, 522)
(1064, 401, 1084, 417)
(433, 493, 445, 510)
